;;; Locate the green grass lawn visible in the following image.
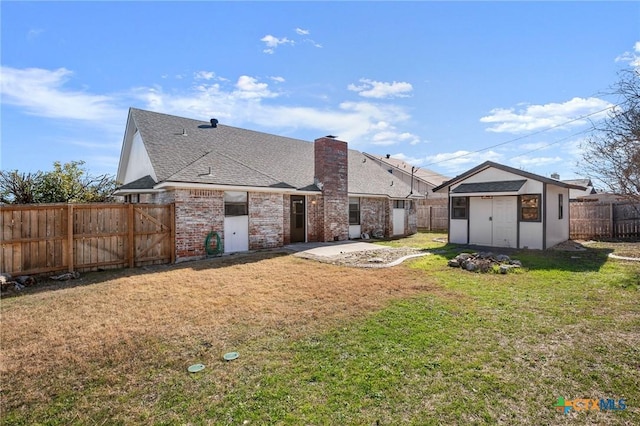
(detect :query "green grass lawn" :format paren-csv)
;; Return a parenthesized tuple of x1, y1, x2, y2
(208, 236, 639, 425)
(2, 233, 638, 425)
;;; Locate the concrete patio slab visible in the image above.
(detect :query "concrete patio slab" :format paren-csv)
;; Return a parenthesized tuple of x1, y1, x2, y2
(283, 240, 383, 258)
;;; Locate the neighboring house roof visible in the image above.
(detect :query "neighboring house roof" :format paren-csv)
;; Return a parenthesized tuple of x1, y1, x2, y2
(562, 178, 593, 188)
(574, 192, 630, 203)
(562, 178, 597, 197)
(432, 161, 587, 193)
(117, 108, 420, 198)
(363, 153, 450, 186)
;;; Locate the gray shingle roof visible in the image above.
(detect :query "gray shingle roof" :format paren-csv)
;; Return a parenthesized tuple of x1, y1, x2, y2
(433, 161, 587, 192)
(128, 108, 419, 198)
(364, 153, 450, 186)
(118, 175, 156, 190)
(451, 180, 527, 193)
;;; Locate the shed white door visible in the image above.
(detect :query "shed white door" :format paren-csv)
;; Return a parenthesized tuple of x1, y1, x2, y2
(224, 216, 249, 253)
(492, 197, 517, 248)
(469, 198, 493, 246)
(392, 208, 405, 236)
(469, 196, 517, 248)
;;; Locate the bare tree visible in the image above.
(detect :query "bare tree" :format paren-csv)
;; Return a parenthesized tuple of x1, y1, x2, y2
(0, 171, 43, 204)
(582, 69, 640, 203)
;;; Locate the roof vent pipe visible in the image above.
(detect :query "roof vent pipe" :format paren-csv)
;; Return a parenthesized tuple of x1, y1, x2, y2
(210, 118, 218, 128)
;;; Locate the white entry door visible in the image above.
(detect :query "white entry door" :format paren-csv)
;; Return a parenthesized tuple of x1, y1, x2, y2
(224, 216, 249, 253)
(392, 208, 405, 236)
(469, 197, 517, 248)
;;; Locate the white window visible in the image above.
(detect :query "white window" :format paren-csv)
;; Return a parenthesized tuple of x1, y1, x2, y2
(224, 191, 248, 216)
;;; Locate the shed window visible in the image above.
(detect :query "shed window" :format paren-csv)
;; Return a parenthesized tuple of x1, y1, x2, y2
(393, 200, 405, 209)
(520, 194, 541, 222)
(224, 191, 248, 216)
(349, 197, 360, 225)
(451, 197, 468, 219)
(558, 194, 564, 219)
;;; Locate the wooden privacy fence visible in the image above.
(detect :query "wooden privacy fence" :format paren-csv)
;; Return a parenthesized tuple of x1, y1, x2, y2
(417, 205, 448, 231)
(1, 203, 175, 276)
(570, 202, 640, 240)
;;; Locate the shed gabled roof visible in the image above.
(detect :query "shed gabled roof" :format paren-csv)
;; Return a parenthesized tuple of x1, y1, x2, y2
(432, 161, 587, 193)
(451, 180, 527, 194)
(118, 108, 420, 198)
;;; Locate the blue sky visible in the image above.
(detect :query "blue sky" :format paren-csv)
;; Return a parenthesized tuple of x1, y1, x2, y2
(1, 1, 639, 184)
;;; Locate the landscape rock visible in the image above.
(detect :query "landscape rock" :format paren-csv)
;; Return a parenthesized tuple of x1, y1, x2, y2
(16, 276, 37, 287)
(50, 272, 80, 281)
(448, 252, 523, 274)
(465, 262, 478, 272)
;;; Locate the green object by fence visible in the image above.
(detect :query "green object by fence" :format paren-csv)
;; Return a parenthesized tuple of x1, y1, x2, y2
(205, 231, 223, 256)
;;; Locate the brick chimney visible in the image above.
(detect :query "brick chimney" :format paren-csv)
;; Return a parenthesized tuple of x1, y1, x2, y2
(314, 136, 349, 242)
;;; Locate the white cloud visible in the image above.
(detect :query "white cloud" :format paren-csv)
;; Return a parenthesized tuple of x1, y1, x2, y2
(371, 131, 420, 146)
(425, 150, 502, 174)
(234, 75, 278, 99)
(27, 28, 44, 40)
(260, 34, 294, 54)
(0, 66, 122, 122)
(194, 71, 216, 80)
(270, 76, 285, 83)
(304, 39, 323, 49)
(1, 65, 421, 174)
(480, 97, 612, 133)
(295, 28, 309, 35)
(615, 41, 640, 69)
(509, 156, 563, 167)
(128, 75, 416, 149)
(348, 79, 413, 99)
(390, 153, 424, 166)
(0, 65, 414, 153)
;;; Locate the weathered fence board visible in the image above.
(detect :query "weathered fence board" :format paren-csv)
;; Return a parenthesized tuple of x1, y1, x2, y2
(417, 204, 448, 231)
(570, 201, 640, 240)
(1, 203, 174, 275)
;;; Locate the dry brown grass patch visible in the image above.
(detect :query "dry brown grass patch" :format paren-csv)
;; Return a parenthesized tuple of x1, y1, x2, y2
(1, 251, 437, 417)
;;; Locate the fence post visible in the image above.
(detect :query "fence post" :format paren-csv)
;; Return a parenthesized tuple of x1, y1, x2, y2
(170, 203, 176, 264)
(428, 206, 433, 231)
(67, 204, 74, 272)
(609, 202, 614, 239)
(128, 204, 135, 268)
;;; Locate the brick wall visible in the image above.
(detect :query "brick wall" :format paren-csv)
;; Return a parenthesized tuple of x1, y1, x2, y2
(307, 194, 322, 242)
(314, 137, 349, 241)
(172, 189, 224, 261)
(360, 197, 390, 237)
(249, 192, 284, 249)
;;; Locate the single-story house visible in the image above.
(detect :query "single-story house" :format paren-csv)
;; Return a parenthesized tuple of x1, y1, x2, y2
(433, 161, 585, 249)
(115, 108, 421, 261)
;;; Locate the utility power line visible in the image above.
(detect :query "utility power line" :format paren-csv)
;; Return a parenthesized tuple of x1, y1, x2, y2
(423, 102, 618, 168)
